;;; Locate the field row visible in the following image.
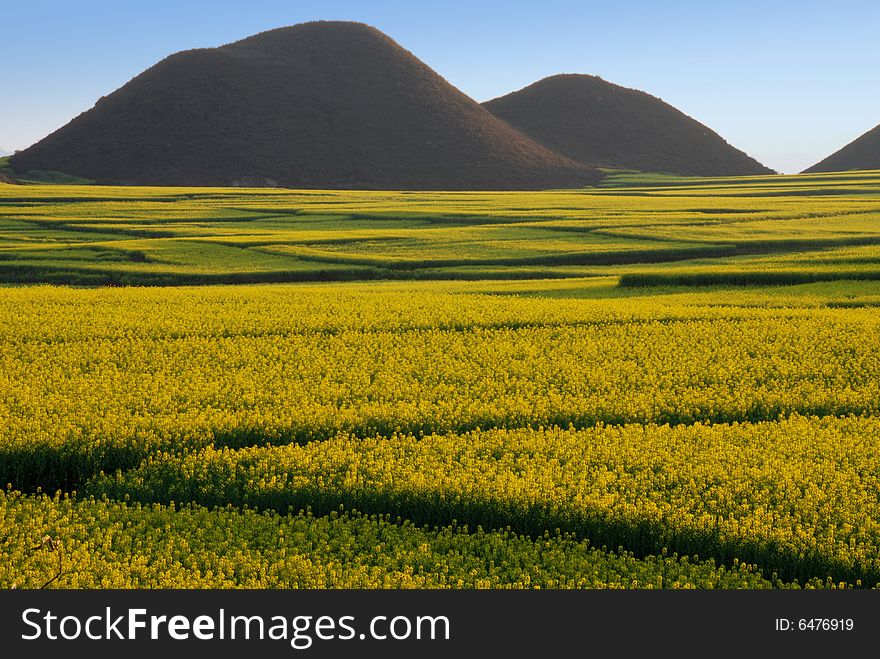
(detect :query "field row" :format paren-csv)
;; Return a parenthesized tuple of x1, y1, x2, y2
(2, 172, 880, 285)
(3, 287, 880, 490)
(0, 491, 804, 589)
(84, 416, 880, 586)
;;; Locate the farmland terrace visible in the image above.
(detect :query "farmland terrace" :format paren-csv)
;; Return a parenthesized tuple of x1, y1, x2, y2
(2, 171, 880, 588)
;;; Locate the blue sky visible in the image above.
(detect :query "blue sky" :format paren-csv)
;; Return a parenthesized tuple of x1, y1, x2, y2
(2, 0, 878, 172)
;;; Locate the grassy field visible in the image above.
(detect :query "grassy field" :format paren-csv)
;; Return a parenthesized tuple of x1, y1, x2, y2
(3, 169, 880, 286)
(2, 171, 880, 588)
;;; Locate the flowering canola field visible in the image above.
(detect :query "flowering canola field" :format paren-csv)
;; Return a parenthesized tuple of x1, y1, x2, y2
(3, 171, 880, 588)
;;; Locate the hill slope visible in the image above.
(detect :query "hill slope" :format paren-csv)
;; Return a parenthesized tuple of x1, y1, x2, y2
(483, 74, 773, 176)
(803, 124, 880, 173)
(10, 22, 598, 190)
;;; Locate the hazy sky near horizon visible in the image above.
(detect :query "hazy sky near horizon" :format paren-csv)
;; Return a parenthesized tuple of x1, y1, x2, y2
(2, 0, 878, 173)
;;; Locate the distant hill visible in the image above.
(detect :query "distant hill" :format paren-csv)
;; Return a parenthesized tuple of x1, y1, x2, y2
(483, 74, 774, 177)
(803, 124, 880, 173)
(10, 22, 598, 190)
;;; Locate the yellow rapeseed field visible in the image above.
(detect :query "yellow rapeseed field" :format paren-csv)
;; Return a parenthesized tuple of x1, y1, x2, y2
(3, 172, 880, 588)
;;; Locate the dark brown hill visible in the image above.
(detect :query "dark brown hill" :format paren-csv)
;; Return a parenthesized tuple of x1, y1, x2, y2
(10, 22, 598, 189)
(803, 124, 880, 173)
(483, 74, 774, 176)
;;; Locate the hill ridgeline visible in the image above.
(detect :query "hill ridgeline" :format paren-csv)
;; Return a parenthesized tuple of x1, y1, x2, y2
(804, 124, 880, 173)
(10, 22, 599, 190)
(483, 74, 774, 177)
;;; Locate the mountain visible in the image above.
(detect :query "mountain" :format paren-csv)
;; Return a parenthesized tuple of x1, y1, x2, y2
(483, 74, 774, 176)
(803, 124, 880, 173)
(10, 22, 598, 190)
